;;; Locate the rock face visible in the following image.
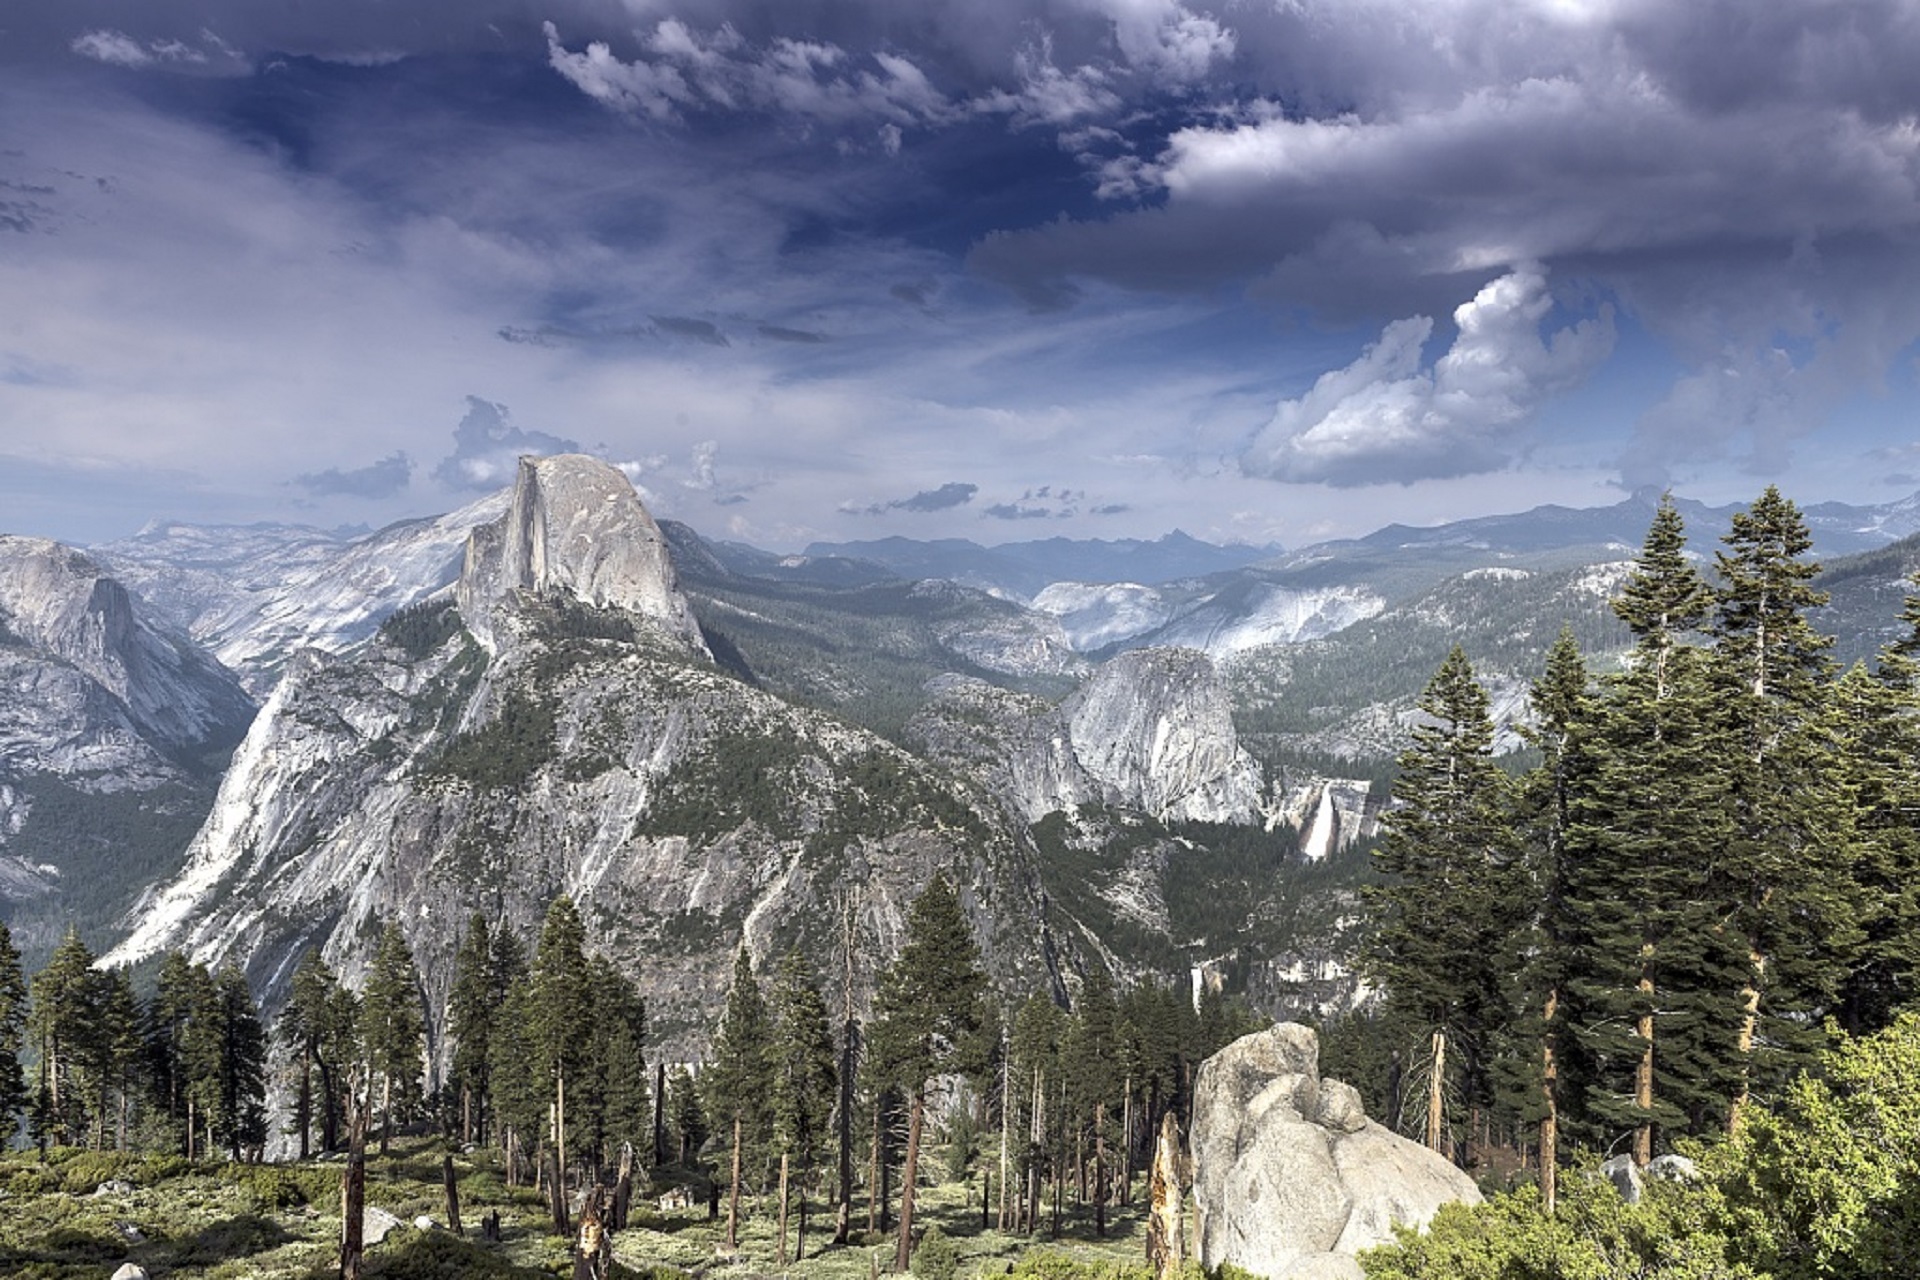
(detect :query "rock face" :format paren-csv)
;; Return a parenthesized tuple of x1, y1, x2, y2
(908, 648, 1265, 826)
(457, 454, 705, 656)
(0, 537, 254, 769)
(1191, 1024, 1481, 1280)
(1277, 778, 1383, 862)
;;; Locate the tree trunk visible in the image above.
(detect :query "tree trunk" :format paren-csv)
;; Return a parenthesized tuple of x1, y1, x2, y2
(443, 1154, 464, 1236)
(549, 1148, 572, 1237)
(557, 1069, 569, 1199)
(1425, 1030, 1446, 1155)
(340, 1111, 367, 1280)
(299, 1042, 314, 1161)
(1145, 1112, 1187, 1280)
(998, 1037, 1012, 1230)
(653, 1062, 668, 1168)
(867, 1100, 882, 1234)
(380, 1069, 392, 1156)
(894, 1090, 925, 1273)
(1120, 1077, 1133, 1206)
(1094, 1101, 1107, 1238)
(1636, 960, 1655, 1166)
(1027, 1066, 1044, 1235)
(1541, 987, 1559, 1215)
(728, 1115, 743, 1249)
(1731, 951, 1767, 1135)
(614, 1142, 634, 1231)
(778, 1152, 792, 1264)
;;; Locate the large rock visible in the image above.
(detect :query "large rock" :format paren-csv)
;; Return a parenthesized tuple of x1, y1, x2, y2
(1192, 1024, 1480, 1280)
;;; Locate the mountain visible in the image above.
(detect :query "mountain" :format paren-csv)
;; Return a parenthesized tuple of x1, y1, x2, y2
(800, 531, 1280, 601)
(0, 536, 256, 963)
(94, 496, 509, 696)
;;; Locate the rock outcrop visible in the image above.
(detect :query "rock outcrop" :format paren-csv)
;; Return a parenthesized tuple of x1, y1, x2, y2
(907, 647, 1265, 826)
(457, 454, 705, 656)
(1276, 777, 1383, 862)
(1192, 1024, 1480, 1280)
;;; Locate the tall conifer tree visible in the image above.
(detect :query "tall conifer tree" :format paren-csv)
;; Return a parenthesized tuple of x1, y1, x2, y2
(868, 873, 986, 1270)
(359, 922, 425, 1154)
(706, 946, 772, 1249)
(1364, 646, 1518, 1155)
(0, 922, 27, 1138)
(770, 949, 837, 1262)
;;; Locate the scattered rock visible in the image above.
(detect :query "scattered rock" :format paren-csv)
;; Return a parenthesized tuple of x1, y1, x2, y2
(363, 1206, 405, 1245)
(92, 1180, 136, 1197)
(109, 1265, 150, 1280)
(1648, 1154, 1700, 1184)
(114, 1221, 146, 1244)
(1191, 1023, 1482, 1280)
(412, 1215, 438, 1231)
(1600, 1154, 1644, 1204)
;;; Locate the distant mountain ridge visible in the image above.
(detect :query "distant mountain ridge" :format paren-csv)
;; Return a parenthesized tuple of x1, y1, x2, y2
(802, 530, 1282, 600)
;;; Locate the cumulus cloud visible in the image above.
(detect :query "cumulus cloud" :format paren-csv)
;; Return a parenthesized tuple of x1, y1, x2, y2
(432, 398, 581, 492)
(295, 450, 412, 499)
(1243, 268, 1614, 486)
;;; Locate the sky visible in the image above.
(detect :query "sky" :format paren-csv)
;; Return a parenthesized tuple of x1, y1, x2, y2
(3, 0, 1919, 553)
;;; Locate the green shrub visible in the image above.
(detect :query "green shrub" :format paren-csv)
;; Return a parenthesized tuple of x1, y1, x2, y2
(1007, 1249, 1154, 1280)
(913, 1226, 960, 1280)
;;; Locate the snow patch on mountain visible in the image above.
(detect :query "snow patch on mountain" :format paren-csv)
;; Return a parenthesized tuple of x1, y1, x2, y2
(1150, 584, 1386, 656)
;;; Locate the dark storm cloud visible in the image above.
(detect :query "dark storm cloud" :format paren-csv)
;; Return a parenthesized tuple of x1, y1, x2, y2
(652, 316, 729, 346)
(433, 397, 580, 492)
(295, 450, 412, 499)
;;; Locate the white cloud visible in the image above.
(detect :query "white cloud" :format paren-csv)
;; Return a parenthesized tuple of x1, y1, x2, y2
(544, 20, 955, 130)
(1243, 267, 1614, 485)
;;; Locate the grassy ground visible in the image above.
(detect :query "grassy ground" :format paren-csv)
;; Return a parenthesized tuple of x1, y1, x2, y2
(0, 1140, 1156, 1280)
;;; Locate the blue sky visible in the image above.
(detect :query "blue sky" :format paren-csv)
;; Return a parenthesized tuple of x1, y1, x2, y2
(4, 0, 1919, 551)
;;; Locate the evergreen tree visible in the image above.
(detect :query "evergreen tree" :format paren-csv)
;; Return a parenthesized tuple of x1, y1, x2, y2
(488, 973, 546, 1185)
(0, 922, 27, 1139)
(769, 949, 837, 1261)
(1363, 646, 1519, 1156)
(1562, 497, 1744, 1160)
(447, 913, 496, 1146)
(147, 950, 216, 1157)
(1835, 573, 1920, 1030)
(29, 927, 99, 1147)
(211, 967, 269, 1160)
(359, 922, 425, 1154)
(580, 953, 649, 1176)
(80, 970, 141, 1150)
(1008, 993, 1066, 1236)
(666, 1063, 707, 1165)
(528, 895, 593, 1185)
(281, 949, 352, 1158)
(1710, 486, 1854, 1125)
(868, 873, 987, 1270)
(705, 946, 772, 1249)
(1502, 627, 1591, 1211)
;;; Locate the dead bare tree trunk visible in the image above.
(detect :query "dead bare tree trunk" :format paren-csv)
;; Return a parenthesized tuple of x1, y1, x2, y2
(835, 895, 860, 1245)
(1542, 988, 1560, 1214)
(1145, 1112, 1188, 1280)
(727, 1116, 743, 1249)
(614, 1142, 634, 1231)
(548, 1148, 572, 1238)
(340, 1102, 368, 1280)
(443, 1154, 464, 1237)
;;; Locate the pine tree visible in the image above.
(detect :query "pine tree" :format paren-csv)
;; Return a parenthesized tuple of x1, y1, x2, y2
(769, 949, 837, 1262)
(281, 949, 351, 1158)
(211, 967, 269, 1160)
(705, 946, 772, 1249)
(1710, 486, 1854, 1126)
(527, 896, 593, 1186)
(1363, 646, 1519, 1157)
(666, 1063, 707, 1165)
(359, 922, 425, 1154)
(1009, 993, 1065, 1236)
(1503, 627, 1591, 1211)
(0, 922, 27, 1138)
(447, 913, 496, 1147)
(81, 970, 141, 1150)
(29, 928, 99, 1147)
(1562, 496, 1743, 1160)
(868, 874, 987, 1271)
